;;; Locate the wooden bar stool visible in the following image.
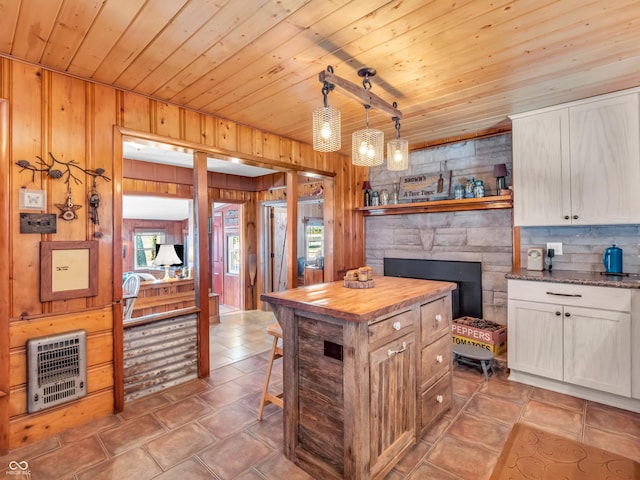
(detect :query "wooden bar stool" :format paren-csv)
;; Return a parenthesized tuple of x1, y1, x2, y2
(257, 322, 283, 420)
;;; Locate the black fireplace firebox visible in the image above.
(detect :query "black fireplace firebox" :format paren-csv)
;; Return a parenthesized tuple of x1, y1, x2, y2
(384, 258, 482, 319)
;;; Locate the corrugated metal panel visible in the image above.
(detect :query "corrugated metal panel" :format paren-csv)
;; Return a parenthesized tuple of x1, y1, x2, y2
(123, 314, 198, 402)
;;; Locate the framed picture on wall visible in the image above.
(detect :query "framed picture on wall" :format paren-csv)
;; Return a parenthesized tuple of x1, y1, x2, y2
(19, 188, 46, 210)
(40, 241, 99, 301)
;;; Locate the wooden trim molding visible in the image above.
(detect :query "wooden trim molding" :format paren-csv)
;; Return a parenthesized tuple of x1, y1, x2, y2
(0, 99, 9, 454)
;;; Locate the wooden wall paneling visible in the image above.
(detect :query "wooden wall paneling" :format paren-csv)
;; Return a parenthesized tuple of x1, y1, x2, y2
(286, 171, 298, 288)
(49, 73, 90, 314)
(322, 177, 335, 282)
(262, 132, 280, 160)
(194, 151, 210, 378)
(11, 63, 45, 319)
(0, 98, 9, 454)
(237, 124, 254, 157)
(9, 390, 114, 449)
(217, 119, 237, 151)
(182, 109, 203, 144)
(200, 115, 217, 148)
(153, 102, 181, 139)
(122, 92, 152, 133)
(243, 194, 258, 310)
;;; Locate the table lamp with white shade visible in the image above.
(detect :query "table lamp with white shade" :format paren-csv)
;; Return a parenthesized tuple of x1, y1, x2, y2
(154, 244, 182, 281)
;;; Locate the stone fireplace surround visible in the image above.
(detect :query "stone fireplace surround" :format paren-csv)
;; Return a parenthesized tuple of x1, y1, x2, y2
(364, 135, 513, 325)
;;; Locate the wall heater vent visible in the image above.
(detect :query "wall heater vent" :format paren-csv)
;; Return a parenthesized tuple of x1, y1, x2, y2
(27, 330, 87, 413)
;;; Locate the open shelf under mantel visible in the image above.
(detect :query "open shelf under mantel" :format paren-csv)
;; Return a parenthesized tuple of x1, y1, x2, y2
(357, 194, 513, 216)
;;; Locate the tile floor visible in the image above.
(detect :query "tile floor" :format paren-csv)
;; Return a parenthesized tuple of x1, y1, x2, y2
(2, 309, 640, 480)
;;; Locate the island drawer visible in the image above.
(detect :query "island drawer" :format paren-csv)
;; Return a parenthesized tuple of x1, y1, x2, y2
(420, 373, 452, 430)
(369, 309, 415, 345)
(421, 334, 451, 390)
(421, 295, 452, 345)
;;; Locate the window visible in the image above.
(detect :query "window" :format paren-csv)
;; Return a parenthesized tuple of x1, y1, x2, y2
(133, 231, 166, 269)
(227, 234, 240, 274)
(305, 221, 324, 261)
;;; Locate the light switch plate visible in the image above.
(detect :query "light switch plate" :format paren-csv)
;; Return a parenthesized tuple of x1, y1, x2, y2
(546, 242, 563, 255)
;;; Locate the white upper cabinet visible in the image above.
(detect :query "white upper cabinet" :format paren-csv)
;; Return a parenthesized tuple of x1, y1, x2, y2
(511, 90, 640, 226)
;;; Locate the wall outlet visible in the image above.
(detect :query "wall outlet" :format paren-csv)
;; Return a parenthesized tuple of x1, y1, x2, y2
(547, 242, 563, 255)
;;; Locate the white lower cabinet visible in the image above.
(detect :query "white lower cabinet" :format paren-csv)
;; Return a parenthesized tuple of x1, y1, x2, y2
(508, 280, 636, 406)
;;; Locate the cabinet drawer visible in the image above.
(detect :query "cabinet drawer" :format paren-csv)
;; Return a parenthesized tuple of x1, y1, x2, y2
(421, 334, 451, 390)
(508, 279, 631, 312)
(369, 309, 415, 345)
(420, 373, 452, 430)
(421, 296, 452, 345)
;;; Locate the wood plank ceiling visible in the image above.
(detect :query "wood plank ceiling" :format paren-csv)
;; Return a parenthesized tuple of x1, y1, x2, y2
(0, 0, 639, 153)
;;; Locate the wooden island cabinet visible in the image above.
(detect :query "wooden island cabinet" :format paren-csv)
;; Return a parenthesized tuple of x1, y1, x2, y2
(261, 276, 456, 480)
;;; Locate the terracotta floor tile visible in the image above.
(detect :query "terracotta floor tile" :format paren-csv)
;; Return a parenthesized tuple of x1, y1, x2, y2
(521, 399, 584, 437)
(99, 413, 166, 456)
(0, 436, 60, 465)
(199, 403, 259, 438)
(390, 440, 431, 475)
(28, 436, 106, 479)
(517, 419, 581, 442)
(254, 452, 316, 479)
(478, 377, 531, 404)
(77, 447, 162, 480)
(247, 410, 285, 450)
(199, 379, 254, 408)
(153, 458, 217, 479)
(425, 435, 498, 480)
(443, 394, 468, 420)
(446, 412, 513, 453)
(119, 393, 171, 421)
(530, 386, 586, 412)
(198, 431, 273, 478)
(585, 403, 640, 438)
(408, 462, 465, 480)
(206, 363, 246, 386)
(464, 393, 523, 425)
(58, 414, 121, 444)
(452, 376, 480, 399)
(161, 379, 212, 403)
(153, 396, 213, 429)
(583, 425, 640, 463)
(146, 422, 217, 470)
(421, 416, 451, 444)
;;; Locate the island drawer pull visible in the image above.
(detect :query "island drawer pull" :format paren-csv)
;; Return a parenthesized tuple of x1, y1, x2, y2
(387, 341, 407, 357)
(436, 395, 444, 403)
(436, 354, 443, 363)
(393, 321, 402, 331)
(546, 291, 582, 298)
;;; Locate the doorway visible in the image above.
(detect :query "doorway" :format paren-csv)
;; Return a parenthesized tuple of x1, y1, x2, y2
(211, 202, 243, 310)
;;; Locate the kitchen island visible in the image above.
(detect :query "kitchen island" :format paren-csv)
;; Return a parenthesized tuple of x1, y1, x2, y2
(261, 276, 456, 480)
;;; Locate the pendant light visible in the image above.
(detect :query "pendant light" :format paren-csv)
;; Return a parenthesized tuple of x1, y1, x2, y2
(387, 106, 408, 171)
(312, 67, 341, 152)
(352, 68, 384, 167)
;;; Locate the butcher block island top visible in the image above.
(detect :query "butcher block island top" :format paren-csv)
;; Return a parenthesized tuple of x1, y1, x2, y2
(260, 276, 456, 322)
(261, 276, 456, 480)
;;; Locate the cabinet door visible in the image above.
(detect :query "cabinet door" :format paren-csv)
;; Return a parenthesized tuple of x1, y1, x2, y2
(508, 300, 563, 379)
(564, 306, 631, 396)
(569, 93, 640, 225)
(512, 109, 570, 226)
(369, 333, 416, 477)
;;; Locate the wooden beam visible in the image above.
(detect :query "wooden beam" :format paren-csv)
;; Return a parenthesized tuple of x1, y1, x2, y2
(319, 70, 403, 119)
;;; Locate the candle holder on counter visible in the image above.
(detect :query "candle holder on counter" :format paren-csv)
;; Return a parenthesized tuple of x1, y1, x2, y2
(344, 266, 375, 288)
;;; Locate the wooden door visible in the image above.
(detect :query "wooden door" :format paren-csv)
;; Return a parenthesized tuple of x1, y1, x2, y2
(271, 206, 288, 292)
(507, 300, 563, 380)
(212, 213, 223, 302)
(369, 333, 416, 478)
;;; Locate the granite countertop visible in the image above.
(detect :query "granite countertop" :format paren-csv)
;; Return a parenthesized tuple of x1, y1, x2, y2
(506, 268, 640, 289)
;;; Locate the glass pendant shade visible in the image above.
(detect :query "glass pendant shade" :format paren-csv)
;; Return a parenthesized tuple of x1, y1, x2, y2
(387, 137, 409, 171)
(312, 105, 341, 152)
(352, 128, 384, 166)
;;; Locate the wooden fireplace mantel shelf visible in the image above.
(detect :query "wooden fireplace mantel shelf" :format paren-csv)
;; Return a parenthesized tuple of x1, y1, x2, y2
(357, 194, 513, 216)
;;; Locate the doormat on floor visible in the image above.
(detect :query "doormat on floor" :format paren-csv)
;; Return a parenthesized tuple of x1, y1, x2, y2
(490, 422, 640, 480)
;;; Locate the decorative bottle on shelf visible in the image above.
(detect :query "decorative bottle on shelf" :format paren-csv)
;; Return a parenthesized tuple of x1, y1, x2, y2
(474, 180, 484, 198)
(371, 191, 380, 206)
(391, 182, 399, 204)
(465, 178, 475, 198)
(380, 189, 389, 205)
(364, 189, 371, 206)
(454, 184, 464, 200)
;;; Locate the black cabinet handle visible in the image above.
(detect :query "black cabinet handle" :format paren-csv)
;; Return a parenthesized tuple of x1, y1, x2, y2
(555, 311, 561, 316)
(565, 312, 571, 317)
(573, 215, 578, 219)
(546, 291, 582, 298)
(564, 215, 570, 220)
